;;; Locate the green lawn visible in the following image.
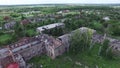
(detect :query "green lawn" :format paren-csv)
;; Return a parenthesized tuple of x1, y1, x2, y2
(28, 44, 120, 68)
(0, 34, 12, 45)
(26, 29, 37, 37)
(0, 12, 11, 16)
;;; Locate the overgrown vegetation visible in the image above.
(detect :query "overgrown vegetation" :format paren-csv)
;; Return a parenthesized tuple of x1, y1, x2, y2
(43, 27, 64, 36)
(100, 39, 114, 59)
(28, 29, 119, 68)
(69, 30, 92, 54)
(0, 5, 120, 67)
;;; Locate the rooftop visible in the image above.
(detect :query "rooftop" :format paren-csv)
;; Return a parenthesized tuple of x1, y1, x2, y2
(6, 62, 19, 68)
(37, 23, 65, 32)
(0, 34, 63, 58)
(71, 27, 96, 34)
(0, 48, 9, 58)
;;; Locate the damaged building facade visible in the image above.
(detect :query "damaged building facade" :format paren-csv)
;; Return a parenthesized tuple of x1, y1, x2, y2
(58, 27, 120, 58)
(0, 34, 67, 68)
(0, 27, 120, 68)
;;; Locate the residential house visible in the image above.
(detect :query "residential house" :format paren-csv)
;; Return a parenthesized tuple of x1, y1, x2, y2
(4, 21, 16, 29)
(20, 19, 30, 25)
(103, 16, 110, 21)
(57, 10, 70, 14)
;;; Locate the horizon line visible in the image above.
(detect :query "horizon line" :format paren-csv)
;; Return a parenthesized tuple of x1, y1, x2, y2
(0, 3, 120, 6)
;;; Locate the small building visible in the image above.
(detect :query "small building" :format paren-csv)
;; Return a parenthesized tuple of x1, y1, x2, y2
(20, 19, 30, 25)
(36, 23, 65, 33)
(27, 17, 43, 23)
(57, 11, 63, 14)
(4, 21, 16, 29)
(57, 10, 70, 14)
(103, 16, 110, 21)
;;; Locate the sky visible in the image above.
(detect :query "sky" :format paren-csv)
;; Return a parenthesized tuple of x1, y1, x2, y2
(0, 0, 120, 5)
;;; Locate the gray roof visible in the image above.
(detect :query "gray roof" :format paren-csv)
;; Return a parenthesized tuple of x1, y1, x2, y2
(12, 41, 39, 52)
(0, 48, 9, 58)
(37, 23, 65, 32)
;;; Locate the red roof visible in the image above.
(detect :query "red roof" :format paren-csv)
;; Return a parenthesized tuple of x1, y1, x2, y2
(3, 16, 10, 21)
(20, 19, 30, 25)
(6, 62, 19, 68)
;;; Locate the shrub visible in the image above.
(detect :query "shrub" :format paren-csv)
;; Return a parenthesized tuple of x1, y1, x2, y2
(100, 39, 114, 59)
(90, 21, 104, 32)
(69, 29, 92, 54)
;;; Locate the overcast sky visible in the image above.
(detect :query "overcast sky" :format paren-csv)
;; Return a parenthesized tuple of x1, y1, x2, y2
(0, 0, 120, 5)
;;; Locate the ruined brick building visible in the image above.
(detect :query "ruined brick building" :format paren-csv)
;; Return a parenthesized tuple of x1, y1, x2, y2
(0, 34, 67, 68)
(0, 27, 119, 68)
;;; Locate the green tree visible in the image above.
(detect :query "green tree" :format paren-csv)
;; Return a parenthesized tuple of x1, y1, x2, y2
(69, 29, 93, 54)
(109, 21, 120, 36)
(89, 21, 104, 32)
(14, 22, 25, 37)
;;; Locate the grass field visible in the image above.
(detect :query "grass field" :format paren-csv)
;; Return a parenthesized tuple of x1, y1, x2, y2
(0, 11, 12, 16)
(0, 34, 12, 45)
(26, 29, 37, 37)
(28, 44, 120, 68)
